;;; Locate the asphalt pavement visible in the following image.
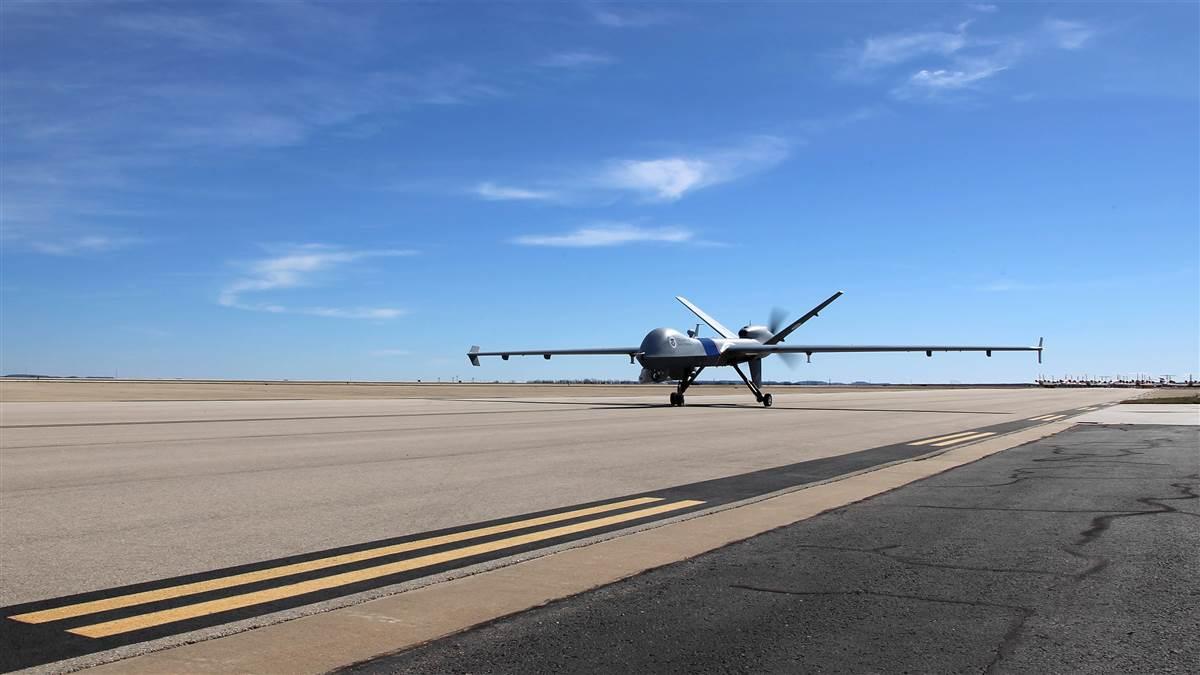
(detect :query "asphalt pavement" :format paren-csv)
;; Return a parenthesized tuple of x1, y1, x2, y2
(346, 423, 1199, 674)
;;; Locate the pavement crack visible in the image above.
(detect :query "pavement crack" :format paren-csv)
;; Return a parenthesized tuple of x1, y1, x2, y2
(731, 583, 1036, 673)
(789, 543, 1067, 577)
(1076, 479, 1199, 546)
(729, 584, 1030, 613)
(1061, 477, 1200, 580)
(933, 467, 1177, 489)
(869, 504, 1136, 514)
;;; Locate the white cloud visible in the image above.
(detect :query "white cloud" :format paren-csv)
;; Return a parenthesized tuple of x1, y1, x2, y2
(514, 224, 693, 247)
(968, 3, 998, 13)
(472, 137, 788, 204)
(108, 13, 255, 54)
(905, 62, 1006, 91)
(847, 15, 1098, 103)
(0, 6, 504, 251)
(857, 29, 967, 69)
(26, 234, 142, 256)
(587, 5, 671, 28)
(1043, 19, 1095, 50)
(537, 50, 615, 68)
(602, 158, 711, 201)
(596, 136, 789, 201)
(474, 182, 557, 201)
(219, 244, 414, 319)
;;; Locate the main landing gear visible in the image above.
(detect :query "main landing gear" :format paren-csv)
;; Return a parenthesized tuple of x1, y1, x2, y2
(669, 367, 705, 406)
(668, 366, 774, 408)
(732, 363, 773, 407)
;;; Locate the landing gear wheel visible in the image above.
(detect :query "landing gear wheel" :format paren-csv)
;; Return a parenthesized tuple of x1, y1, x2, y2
(677, 393, 686, 407)
(762, 393, 773, 408)
(669, 392, 680, 406)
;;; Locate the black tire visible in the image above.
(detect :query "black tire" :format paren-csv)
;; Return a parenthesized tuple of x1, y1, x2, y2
(669, 392, 679, 406)
(678, 394, 686, 407)
(762, 393, 773, 408)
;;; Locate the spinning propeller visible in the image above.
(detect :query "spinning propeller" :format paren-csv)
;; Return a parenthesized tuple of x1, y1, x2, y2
(767, 307, 800, 368)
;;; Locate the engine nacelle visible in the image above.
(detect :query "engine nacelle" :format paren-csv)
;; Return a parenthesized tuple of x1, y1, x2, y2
(739, 324, 773, 342)
(639, 367, 670, 383)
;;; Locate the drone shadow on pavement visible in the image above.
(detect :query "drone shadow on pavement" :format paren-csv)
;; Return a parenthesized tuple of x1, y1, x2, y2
(433, 398, 1008, 414)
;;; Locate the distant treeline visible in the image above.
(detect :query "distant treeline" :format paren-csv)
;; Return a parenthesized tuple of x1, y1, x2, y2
(3, 374, 115, 379)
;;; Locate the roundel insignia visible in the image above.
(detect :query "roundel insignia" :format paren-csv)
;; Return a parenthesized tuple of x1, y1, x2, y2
(668, 336, 677, 349)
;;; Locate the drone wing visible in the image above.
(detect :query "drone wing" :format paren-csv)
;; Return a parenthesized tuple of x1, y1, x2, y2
(765, 291, 843, 345)
(468, 345, 642, 366)
(675, 296, 736, 339)
(725, 338, 1044, 363)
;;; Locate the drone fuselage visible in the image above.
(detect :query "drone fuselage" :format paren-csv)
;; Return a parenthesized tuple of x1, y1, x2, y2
(636, 328, 764, 381)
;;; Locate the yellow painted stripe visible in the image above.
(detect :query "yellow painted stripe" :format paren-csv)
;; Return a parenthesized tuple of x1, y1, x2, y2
(930, 431, 995, 447)
(1043, 414, 1066, 421)
(909, 430, 982, 446)
(69, 499, 704, 638)
(10, 496, 664, 625)
(1029, 415, 1052, 421)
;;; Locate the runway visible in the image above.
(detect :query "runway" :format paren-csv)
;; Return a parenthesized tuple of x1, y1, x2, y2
(0, 386, 1128, 671)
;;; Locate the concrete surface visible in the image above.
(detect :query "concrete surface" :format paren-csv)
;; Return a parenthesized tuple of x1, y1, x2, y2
(73, 421, 1077, 675)
(349, 423, 1200, 674)
(0, 381, 733, 403)
(1, 389, 1125, 607)
(0, 381, 960, 403)
(1077, 403, 1199, 426)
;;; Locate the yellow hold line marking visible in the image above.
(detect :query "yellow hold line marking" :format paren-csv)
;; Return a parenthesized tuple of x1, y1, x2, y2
(1029, 415, 1053, 421)
(68, 499, 704, 638)
(909, 430, 982, 446)
(1043, 414, 1066, 421)
(10, 496, 665, 625)
(930, 431, 996, 447)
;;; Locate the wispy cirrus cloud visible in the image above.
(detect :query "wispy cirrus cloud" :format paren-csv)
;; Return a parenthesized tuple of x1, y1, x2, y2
(596, 136, 788, 201)
(843, 14, 1099, 102)
(473, 182, 558, 202)
(855, 27, 968, 70)
(219, 244, 415, 319)
(26, 234, 144, 256)
(901, 60, 1008, 94)
(473, 136, 789, 205)
(0, 5, 502, 255)
(1042, 19, 1095, 50)
(513, 223, 693, 247)
(537, 50, 615, 68)
(587, 4, 673, 28)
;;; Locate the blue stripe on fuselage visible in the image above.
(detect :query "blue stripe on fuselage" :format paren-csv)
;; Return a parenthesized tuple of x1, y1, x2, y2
(699, 337, 720, 357)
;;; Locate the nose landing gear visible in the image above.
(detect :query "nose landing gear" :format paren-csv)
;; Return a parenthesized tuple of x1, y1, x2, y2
(669, 367, 705, 406)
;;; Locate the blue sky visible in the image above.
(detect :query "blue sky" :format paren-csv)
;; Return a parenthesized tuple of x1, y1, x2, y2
(1, 1, 1197, 383)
